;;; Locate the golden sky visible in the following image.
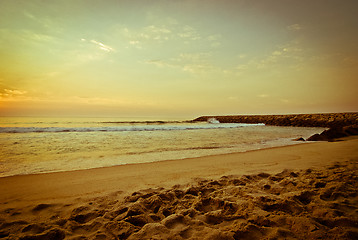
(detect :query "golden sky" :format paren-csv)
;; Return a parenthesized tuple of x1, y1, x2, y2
(0, 0, 357, 118)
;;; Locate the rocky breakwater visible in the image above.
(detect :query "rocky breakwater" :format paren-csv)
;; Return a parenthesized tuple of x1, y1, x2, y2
(193, 113, 358, 128)
(193, 113, 358, 141)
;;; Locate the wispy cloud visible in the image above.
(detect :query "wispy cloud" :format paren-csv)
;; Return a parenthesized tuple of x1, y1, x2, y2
(89, 39, 115, 52)
(80, 38, 115, 52)
(119, 24, 173, 48)
(145, 25, 171, 34)
(178, 25, 201, 41)
(23, 11, 36, 20)
(0, 89, 28, 101)
(234, 40, 305, 73)
(23, 10, 62, 34)
(0, 29, 56, 45)
(118, 21, 214, 49)
(144, 52, 216, 74)
(177, 53, 212, 62)
(144, 59, 175, 68)
(3, 89, 27, 95)
(287, 24, 303, 31)
(258, 42, 304, 68)
(182, 64, 213, 73)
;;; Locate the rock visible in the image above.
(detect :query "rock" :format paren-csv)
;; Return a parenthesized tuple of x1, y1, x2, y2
(307, 127, 350, 141)
(343, 125, 358, 135)
(320, 127, 348, 140)
(306, 134, 322, 141)
(293, 137, 305, 141)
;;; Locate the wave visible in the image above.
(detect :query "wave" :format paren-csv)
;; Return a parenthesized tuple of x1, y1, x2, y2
(0, 123, 264, 133)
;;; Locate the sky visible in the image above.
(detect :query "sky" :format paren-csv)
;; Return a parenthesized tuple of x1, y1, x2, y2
(0, 0, 357, 118)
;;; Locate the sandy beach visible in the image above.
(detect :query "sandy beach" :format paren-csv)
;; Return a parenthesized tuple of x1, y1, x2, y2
(1, 137, 357, 239)
(2, 0, 358, 238)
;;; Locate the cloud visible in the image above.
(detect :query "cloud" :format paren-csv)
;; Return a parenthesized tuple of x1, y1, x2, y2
(177, 53, 211, 62)
(272, 51, 282, 56)
(178, 25, 201, 41)
(89, 40, 115, 52)
(144, 59, 175, 68)
(23, 11, 36, 20)
(145, 25, 171, 34)
(176, 53, 216, 73)
(4, 89, 27, 95)
(143, 25, 171, 41)
(0, 28, 56, 46)
(129, 40, 142, 49)
(239, 41, 305, 71)
(76, 39, 115, 62)
(121, 22, 201, 45)
(0, 89, 29, 101)
(81, 38, 115, 52)
(129, 40, 140, 45)
(182, 64, 212, 73)
(119, 24, 174, 48)
(117, 21, 222, 51)
(144, 52, 215, 74)
(207, 34, 222, 47)
(287, 24, 303, 31)
(23, 10, 62, 34)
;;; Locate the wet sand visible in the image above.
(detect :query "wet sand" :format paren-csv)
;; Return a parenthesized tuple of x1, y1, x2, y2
(1, 137, 357, 239)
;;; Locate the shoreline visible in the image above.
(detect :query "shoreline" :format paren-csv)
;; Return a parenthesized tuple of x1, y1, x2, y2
(0, 126, 322, 179)
(0, 138, 310, 179)
(0, 138, 324, 181)
(0, 137, 358, 202)
(1, 137, 357, 239)
(1, 137, 357, 201)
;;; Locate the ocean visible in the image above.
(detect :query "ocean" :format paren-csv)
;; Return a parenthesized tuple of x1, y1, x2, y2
(0, 117, 325, 178)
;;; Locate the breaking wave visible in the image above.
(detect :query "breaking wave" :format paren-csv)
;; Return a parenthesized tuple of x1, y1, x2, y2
(0, 123, 265, 133)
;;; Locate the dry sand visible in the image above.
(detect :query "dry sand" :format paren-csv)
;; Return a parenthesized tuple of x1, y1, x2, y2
(0, 137, 357, 239)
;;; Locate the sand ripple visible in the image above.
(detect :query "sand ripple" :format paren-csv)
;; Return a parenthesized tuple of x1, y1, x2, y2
(1, 160, 357, 239)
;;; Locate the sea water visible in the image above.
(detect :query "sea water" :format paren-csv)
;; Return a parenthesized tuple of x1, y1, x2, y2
(0, 117, 325, 178)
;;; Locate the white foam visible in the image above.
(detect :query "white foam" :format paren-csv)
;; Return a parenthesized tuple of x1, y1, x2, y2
(207, 118, 220, 124)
